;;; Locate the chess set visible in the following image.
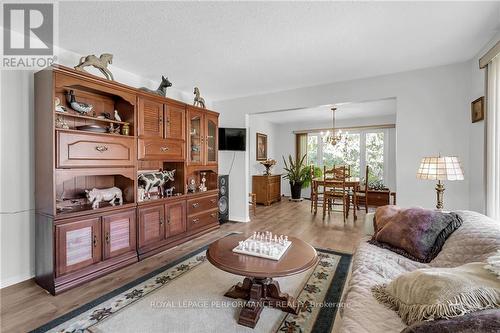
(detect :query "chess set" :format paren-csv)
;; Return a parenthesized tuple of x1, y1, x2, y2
(232, 231, 292, 261)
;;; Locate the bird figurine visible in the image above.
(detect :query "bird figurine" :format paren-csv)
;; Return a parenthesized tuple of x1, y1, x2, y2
(66, 90, 93, 115)
(114, 110, 122, 122)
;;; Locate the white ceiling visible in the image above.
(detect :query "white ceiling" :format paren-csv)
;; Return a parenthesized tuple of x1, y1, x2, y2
(253, 98, 396, 124)
(57, 2, 500, 101)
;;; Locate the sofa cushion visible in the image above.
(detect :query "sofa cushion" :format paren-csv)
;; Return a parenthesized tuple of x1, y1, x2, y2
(372, 262, 500, 325)
(370, 206, 462, 263)
(400, 309, 500, 333)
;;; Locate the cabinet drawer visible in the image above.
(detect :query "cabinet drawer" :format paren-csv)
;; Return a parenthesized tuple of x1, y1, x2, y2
(138, 138, 184, 160)
(57, 131, 134, 168)
(187, 194, 218, 216)
(187, 209, 218, 231)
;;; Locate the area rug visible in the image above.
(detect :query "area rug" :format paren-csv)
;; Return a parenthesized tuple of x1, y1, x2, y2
(33, 242, 351, 333)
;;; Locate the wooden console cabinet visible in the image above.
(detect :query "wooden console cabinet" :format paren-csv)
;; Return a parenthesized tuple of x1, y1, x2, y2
(252, 175, 282, 206)
(35, 65, 219, 294)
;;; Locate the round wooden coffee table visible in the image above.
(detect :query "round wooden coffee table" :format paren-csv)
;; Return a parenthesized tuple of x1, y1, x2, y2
(207, 234, 318, 328)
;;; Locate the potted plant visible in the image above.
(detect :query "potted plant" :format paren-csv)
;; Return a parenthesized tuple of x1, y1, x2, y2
(282, 154, 321, 200)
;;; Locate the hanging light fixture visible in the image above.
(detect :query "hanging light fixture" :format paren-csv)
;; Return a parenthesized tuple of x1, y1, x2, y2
(324, 107, 343, 146)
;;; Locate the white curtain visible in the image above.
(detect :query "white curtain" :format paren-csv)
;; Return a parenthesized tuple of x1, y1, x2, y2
(486, 56, 500, 220)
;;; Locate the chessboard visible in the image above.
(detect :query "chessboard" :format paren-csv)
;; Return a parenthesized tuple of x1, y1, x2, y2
(232, 232, 292, 261)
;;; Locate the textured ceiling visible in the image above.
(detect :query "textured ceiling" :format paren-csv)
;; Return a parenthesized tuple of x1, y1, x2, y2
(58, 1, 500, 101)
(253, 99, 397, 124)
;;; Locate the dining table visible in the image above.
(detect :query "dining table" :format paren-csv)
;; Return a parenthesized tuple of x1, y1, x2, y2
(312, 177, 360, 219)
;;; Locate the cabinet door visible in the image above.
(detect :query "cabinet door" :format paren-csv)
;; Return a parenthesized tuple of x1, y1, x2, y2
(165, 200, 186, 238)
(165, 103, 185, 140)
(138, 97, 164, 138)
(205, 113, 218, 165)
(55, 217, 101, 276)
(102, 209, 136, 260)
(187, 108, 204, 165)
(138, 205, 165, 248)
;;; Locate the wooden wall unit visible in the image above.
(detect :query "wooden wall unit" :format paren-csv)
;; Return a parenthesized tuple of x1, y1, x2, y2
(35, 65, 219, 295)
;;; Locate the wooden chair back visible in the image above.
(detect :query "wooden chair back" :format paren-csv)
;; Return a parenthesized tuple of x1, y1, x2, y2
(324, 165, 347, 192)
(333, 165, 351, 178)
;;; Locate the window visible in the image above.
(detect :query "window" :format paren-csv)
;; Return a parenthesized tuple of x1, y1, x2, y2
(365, 132, 384, 183)
(307, 129, 390, 183)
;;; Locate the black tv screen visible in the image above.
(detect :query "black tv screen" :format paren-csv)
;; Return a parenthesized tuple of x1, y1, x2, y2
(219, 128, 246, 151)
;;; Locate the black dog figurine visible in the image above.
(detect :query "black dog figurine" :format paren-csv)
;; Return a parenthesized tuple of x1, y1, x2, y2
(140, 75, 172, 97)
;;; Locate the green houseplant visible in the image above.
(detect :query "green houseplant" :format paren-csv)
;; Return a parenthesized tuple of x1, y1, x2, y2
(282, 154, 321, 199)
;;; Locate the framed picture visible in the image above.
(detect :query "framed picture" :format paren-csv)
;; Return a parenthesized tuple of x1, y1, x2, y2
(256, 133, 267, 161)
(471, 96, 484, 123)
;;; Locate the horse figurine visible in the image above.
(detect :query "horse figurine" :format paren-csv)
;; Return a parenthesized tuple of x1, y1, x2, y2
(74, 53, 114, 80)
(140, 76, 172, 97)
(193, 87, 206, 108)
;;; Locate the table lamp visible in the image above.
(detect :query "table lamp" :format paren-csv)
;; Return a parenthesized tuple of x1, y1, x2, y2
(416, 156, 464, 210)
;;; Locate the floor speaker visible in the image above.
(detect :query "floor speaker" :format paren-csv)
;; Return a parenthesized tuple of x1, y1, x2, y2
(218, 175, 229, 223)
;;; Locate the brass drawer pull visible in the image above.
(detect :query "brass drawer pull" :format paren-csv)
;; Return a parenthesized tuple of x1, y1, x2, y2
(210, 213, 217, 218)
(192, 218, 200, 224)
(210, 199, 216, 204)
(159, 217, 164, 226)
(167, 214, 171, 224)
(95, 145, 108, 152)
(93, 234, 97, 247)
(192, 203, 199, 208)
(160, 146, 169, 152)
(105, 232, 110, 244)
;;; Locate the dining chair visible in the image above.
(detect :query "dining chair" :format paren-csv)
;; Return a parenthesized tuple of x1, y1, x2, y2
(333, 164, 351, 179)
(310, 165, 323, 213)
(322, 166, 349, 222)
(354, 166, 369, 213)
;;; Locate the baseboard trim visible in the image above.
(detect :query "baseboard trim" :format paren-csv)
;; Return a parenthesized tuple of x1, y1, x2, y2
(229, 215, 250, 223)
(1, 272, 34, 289)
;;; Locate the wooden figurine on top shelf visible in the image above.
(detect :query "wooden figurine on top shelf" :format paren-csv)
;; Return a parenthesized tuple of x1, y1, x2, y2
(139, 76, 172, 97)
(74, 53, 115, 80)
(85, 187, 123, 209)
(193, 87, 206, 108)
(138, 170, 176, 199)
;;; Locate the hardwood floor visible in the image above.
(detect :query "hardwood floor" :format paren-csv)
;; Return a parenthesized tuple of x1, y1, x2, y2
(0, 199, 369, 332)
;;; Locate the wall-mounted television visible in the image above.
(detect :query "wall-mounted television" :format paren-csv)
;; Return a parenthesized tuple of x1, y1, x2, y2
(219, 128, 246, 151)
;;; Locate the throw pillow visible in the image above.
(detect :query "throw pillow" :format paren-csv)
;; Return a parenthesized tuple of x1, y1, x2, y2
(369, 206, 462, 263)
(400, 309, 500, 333)
(372, 262, 500, 326)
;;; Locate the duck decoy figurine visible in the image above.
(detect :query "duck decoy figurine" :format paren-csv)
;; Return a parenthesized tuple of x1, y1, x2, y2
(114, 110, 122, 122)
(66, 90, 93, 115)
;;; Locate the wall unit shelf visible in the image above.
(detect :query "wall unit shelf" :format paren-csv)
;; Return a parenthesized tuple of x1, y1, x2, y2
(35, 65, 219, 295)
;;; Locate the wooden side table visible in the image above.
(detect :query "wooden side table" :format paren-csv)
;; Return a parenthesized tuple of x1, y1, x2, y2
(252, 175, 281, 206)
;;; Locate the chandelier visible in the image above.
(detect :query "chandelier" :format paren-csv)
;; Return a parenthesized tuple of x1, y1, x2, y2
(322, 107, 344, 146)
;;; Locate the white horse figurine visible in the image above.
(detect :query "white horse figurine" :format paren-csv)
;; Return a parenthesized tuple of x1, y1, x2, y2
(75, 54, 114, 81)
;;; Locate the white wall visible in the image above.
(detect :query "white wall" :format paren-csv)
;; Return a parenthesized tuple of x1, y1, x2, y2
(271, 115, 397, 197)
(0, 41, 198, 288)
(468, 32, 500, 213)
(215, 61, 473, 223)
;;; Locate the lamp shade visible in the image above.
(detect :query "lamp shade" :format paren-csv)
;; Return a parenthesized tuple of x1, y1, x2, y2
(416, 156, 464, 181)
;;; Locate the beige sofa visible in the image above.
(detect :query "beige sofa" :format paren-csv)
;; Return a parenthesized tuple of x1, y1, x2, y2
(339, 211, 500, 333)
